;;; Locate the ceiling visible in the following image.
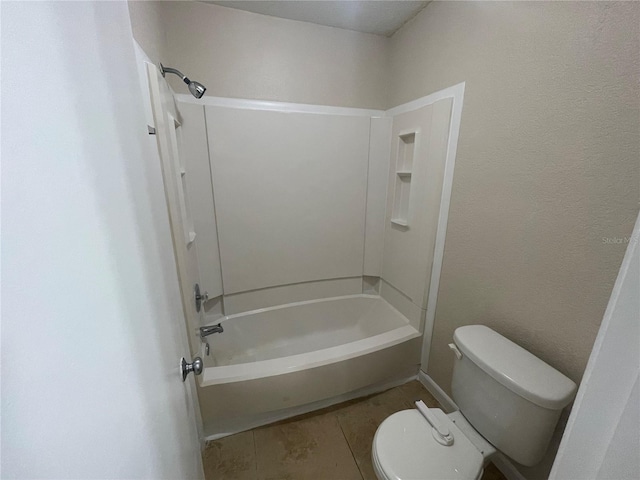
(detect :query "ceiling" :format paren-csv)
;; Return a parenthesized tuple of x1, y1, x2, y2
(204, 1, 429, 37)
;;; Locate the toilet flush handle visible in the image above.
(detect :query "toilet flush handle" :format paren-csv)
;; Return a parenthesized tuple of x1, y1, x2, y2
(449, 343, 463, 360)
(415, 400, 454, 446)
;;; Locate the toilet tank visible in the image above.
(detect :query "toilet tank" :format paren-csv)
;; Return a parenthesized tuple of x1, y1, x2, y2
(451, 325, 577, 467)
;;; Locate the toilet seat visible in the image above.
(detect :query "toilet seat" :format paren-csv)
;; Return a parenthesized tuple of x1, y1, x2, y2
(372, 409, 484, 480)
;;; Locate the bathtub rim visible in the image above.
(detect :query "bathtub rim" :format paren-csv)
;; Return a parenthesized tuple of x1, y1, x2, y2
(199, 325, 420, 386)
(198, 294, 420, 387)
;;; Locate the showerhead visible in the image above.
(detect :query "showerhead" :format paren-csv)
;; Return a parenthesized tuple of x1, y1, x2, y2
(188, 81, 206, 99)
(160, 63, 207, 99)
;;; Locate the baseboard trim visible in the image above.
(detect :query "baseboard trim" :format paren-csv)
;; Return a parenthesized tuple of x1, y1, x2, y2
(417, 370, 457, 412)
(417, 370, 527, 480)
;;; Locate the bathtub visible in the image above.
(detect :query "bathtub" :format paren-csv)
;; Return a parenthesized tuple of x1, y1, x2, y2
(196, 294, 422, 438)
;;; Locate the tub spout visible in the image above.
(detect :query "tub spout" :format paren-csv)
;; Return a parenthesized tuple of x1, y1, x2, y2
(200, 323, 223, 338)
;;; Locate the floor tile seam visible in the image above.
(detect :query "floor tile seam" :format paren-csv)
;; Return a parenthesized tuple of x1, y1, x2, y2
(251, 429, 259, 480)
(336, 414, 366, 480)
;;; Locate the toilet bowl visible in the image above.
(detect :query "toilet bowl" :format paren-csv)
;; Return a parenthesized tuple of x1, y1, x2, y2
(372, 325, 577, 480)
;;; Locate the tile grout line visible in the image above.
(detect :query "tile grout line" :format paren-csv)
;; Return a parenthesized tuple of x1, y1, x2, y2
(252, 430, 258, 480)
(336, 414, 366, 480)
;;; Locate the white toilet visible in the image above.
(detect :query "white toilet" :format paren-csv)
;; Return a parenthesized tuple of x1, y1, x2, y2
(372, 325, 577, 480)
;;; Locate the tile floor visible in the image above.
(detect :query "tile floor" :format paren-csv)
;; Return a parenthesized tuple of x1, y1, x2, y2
(202, 381, 507, 480)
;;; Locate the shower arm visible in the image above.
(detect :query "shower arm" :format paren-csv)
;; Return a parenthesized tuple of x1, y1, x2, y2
(159, 63, 207, 99)
(160, 64, 191, 85)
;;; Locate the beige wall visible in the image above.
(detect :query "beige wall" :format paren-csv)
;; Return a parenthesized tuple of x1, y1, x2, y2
(141, 1, 389, 109)
(127, 0, 168, 65)
(388, 1, 639, 392)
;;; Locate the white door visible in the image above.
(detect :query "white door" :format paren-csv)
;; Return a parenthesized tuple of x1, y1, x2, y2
(2, 2, 204, 478)
(146, 63, 205, 360)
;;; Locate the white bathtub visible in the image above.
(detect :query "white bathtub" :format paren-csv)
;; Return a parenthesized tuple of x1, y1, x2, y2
(196, 294, 422, 438)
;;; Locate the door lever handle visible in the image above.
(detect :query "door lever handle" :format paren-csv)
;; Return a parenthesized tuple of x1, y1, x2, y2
(180, 356, 203, 382)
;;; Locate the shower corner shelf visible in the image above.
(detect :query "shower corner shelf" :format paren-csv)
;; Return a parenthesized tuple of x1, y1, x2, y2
(391, 130, 417, 230)
(390, 218, 409, 228)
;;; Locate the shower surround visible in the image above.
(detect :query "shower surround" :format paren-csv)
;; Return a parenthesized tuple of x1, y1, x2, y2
(170, 85, 462, 438)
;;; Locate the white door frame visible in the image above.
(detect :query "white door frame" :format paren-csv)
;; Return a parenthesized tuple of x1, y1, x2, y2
(133, 41, 205, 445)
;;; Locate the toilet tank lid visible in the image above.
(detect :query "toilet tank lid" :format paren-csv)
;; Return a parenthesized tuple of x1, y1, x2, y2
(453, 325, 577, 410)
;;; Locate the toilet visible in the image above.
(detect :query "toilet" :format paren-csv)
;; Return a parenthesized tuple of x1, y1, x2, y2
(372, 325, 577, 480)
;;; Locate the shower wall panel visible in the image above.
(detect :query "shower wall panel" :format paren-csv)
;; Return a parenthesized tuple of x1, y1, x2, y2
(206, 106, 370, 295)
(177, 101, 224, 299)
(364, 117, 392, 277)
(381, 98, 453, 312)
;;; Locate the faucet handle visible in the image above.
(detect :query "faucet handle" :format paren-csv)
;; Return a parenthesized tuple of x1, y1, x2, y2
(194, 283, 209, 312)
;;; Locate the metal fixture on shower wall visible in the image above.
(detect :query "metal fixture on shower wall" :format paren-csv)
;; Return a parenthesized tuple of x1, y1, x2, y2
(194, 283, 208, 312)
(160, 63, 207, 98)
(200, 324, 223, 338)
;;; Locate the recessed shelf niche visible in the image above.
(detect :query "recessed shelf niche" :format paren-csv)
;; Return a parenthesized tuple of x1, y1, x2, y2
(391, 132, 416, 228)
